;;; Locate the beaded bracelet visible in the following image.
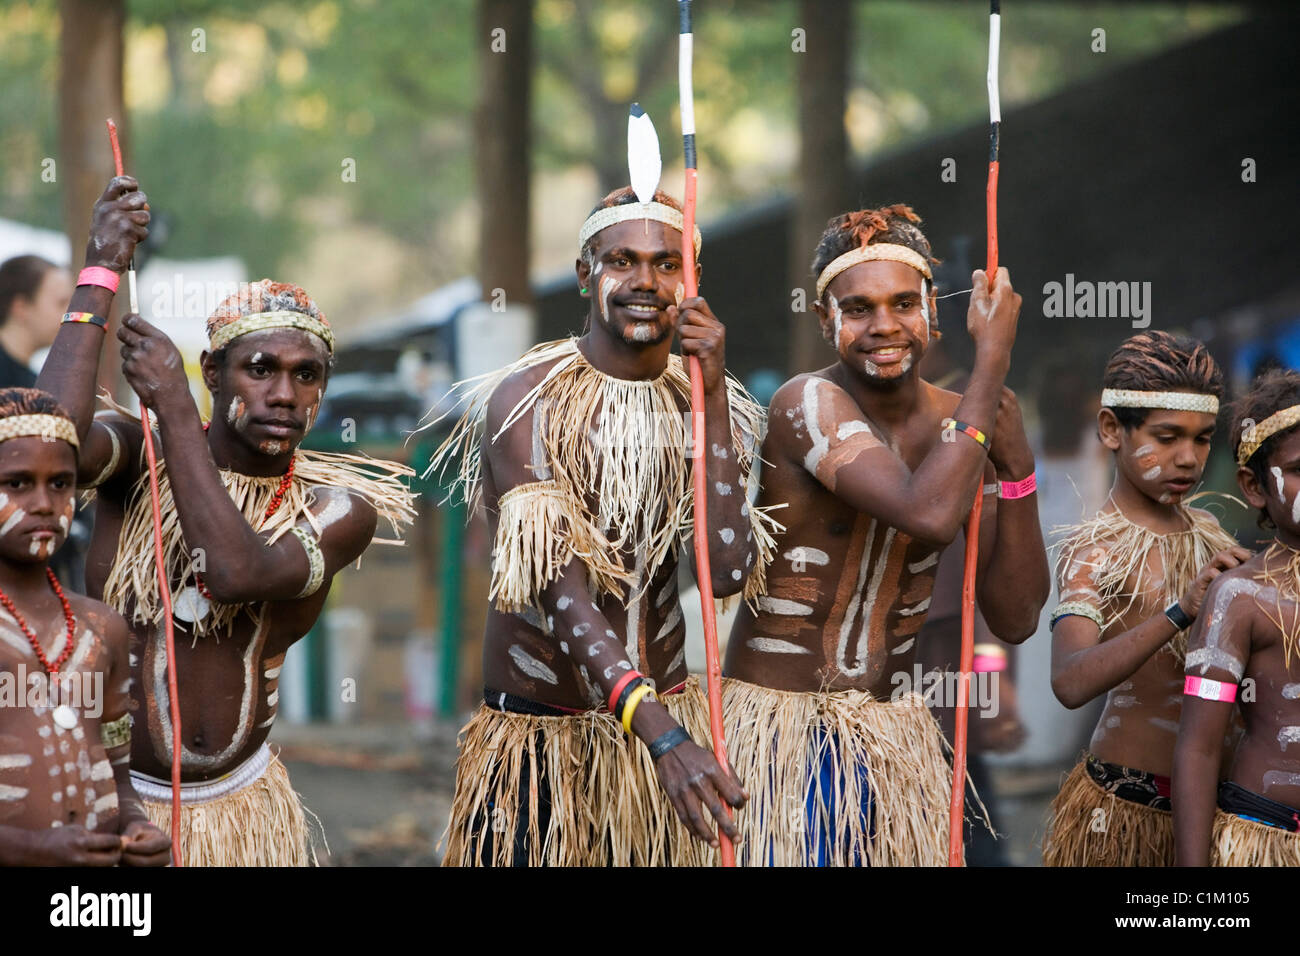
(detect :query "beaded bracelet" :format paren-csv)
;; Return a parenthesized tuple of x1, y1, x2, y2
(648, 726, 692, 760)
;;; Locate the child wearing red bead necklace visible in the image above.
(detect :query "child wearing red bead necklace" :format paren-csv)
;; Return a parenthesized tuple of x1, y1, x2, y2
(0, 387, 170, 866)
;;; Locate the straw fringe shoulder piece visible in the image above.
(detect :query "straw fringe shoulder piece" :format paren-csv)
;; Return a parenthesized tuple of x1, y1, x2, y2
(719, 677, 961, 866)
(425, 338, 782, 615)
(101, 404, 416, 639)
(1051, 496, 1240, 663)
(1211, 808, 1300, 866)
(440, 677, 716, 867)
(1041, 758, 1173, 867)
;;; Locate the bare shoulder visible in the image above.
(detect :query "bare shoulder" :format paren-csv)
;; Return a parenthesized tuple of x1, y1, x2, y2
(67, 593, 130, 658)
(305, 483, 379, 546)
(927, 381, 963, 420)
(485, 355, 566, 432)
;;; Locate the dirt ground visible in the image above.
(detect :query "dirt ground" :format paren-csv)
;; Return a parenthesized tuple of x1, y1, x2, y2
(272, 718, 1066, 867)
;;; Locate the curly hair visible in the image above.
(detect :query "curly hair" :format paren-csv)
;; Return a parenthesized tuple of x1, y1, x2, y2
(1230, 368, 1300, 529)
(810, 204, 938, 295)
(205, 279, 332, 371)
(1101, 331, 1224, 430)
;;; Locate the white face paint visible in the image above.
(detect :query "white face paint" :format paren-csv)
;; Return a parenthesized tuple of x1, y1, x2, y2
(674, 283, 685, 306)
(828, 293, 843, 349)
(598, 275, 619, 325)
(1272, 466, 1286, 501)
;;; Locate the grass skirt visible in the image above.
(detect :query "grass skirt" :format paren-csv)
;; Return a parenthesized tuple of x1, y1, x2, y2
(135, 747, 317, 867)
(720, 677, 956, 866)
(1042, 758, 1173, 867)
(440, 677, 715, 866)
(1212, 809, 1300, 866)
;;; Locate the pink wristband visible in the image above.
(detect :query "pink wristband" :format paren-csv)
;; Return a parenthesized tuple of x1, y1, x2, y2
(999, 472, 1037, 500)
(972, 655, 1007, 674)
(77, 266, 120, 293)
(1184, 675, 1237, 702)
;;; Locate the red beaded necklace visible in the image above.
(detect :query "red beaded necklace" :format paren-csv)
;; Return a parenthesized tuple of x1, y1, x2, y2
(0, 569, 77, 673)
(195, 421, 296, 600)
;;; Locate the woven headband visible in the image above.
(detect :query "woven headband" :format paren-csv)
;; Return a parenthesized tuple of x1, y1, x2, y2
(1101, 388, 1219, 416)
(1237, 403, 1300, 466)
(0, 414, 79, 450)
(816, 243, 933, 300)
(578, 202, 703, 257)
(209, 310, 335, 354)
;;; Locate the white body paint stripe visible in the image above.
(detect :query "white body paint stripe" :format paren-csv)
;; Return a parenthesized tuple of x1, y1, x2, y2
(757, 596, 813, 616)
(508, 645, 559, 685)
(908, 552, 939, 574)
(0, 754, 33, 770)
(747, 638, 811, 655)
(898, 597, 931, 617)
(783, 547, 829, 566)
(0, 784, 28, 800)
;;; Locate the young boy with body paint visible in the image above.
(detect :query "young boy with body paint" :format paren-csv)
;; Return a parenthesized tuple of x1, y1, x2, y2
(1175, 369, 1300, 865)
(721, 204, 1050, 866)
(0, 387, 170, 866)
(1043, 331, 1249, 866)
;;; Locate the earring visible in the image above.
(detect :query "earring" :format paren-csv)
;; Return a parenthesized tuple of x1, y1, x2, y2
(580, 286, 588, 294)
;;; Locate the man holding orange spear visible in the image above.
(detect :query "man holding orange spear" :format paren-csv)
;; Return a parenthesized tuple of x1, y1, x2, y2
(722, 203, 1048, 865)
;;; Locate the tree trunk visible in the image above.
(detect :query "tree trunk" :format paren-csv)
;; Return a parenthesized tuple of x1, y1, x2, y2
(789, 0, 851, 375)
(58, 0, 126, 397)
(476, 0, 533, 308)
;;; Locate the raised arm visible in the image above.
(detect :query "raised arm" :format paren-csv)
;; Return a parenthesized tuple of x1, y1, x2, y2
(35, 177, 149, 487)
(114, 313, 377, 603)
(1173, 574, 1254, 866)
(482, 376, 747, 847)
(779, 268, 1022, 547)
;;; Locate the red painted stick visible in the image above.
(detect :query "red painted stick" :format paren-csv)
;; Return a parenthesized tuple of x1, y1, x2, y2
(108, 119, 183, 867)
(949, 0, 1002, 867)
(679, 0, 735, 867)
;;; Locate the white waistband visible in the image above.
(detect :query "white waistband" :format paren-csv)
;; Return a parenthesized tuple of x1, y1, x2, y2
(130, 744, 272, 804)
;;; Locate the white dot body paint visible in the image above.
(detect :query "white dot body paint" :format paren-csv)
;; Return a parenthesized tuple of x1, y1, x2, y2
(718, 527, 735, 545)
(556, 596, 572, 611)
(1284, 683, 1300, 700)
(731, 569, 743, 581)
(1272, 466, 1286, 501)
(711, 443, 728, 460)
(715, 482, 732, 496)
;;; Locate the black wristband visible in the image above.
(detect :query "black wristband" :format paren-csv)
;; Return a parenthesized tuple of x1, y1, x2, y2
(648, 726, 691, 761)
(613, 676, 646, 722)
(1164, 601, 1193, 630)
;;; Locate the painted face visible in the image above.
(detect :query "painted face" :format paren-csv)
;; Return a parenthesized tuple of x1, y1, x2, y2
(208, 328, 329, 456)
(1113, 408, 1215, 505)
(1254, 429, 1300, 544)
(819, 260, 931, 383)
(0, 436, 77, 565)
(582, 219, 685, 348)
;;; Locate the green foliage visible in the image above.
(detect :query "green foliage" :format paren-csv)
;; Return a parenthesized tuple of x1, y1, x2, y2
(0, 0, 1241, 276)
